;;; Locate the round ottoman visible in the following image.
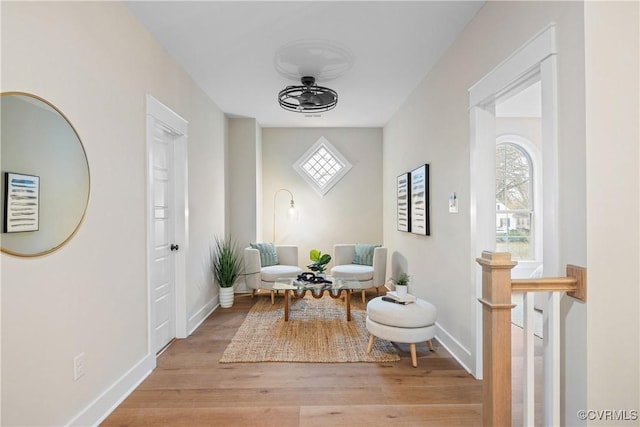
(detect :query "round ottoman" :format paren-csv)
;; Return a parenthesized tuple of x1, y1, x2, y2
(366, 296, 437, 367)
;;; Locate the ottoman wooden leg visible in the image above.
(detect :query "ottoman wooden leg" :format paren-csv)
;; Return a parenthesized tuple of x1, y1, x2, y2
(427, 339, 434, 352)
(366, 335, 375, 354)
(361, 290, 366, 303)
(270, 290, 275, 305)
(410, 343, 418, 367)
(252, 290, 256, 298)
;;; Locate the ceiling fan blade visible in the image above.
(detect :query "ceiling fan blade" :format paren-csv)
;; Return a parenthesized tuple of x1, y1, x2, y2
(299, 101, 316, 108)
(315, 91, 336, 105)
(297, 90, 314, 102)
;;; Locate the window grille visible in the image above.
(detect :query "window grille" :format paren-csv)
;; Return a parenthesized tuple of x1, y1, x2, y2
(293, 136, 352, 196)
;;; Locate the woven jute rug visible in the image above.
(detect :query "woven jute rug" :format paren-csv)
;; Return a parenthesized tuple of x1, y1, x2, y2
(220, 294, 400, 363)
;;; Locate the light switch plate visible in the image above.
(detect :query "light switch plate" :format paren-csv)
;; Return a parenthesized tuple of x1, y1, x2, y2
(449, 193, 458, 213)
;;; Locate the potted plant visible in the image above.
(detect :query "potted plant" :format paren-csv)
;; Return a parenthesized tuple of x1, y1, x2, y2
(211, 235, 243, 308)
(392, 272, 410, 297)
(307, 249, 331, 276)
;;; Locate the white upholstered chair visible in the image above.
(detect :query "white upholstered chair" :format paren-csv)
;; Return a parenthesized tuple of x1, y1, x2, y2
(330, 244, 387, 303)
(244, 244, 302, 304)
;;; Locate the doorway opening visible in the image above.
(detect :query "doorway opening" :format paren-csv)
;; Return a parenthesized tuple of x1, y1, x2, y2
(469, 22, 560, 425)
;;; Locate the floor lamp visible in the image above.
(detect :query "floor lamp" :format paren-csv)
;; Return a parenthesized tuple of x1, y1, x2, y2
(273, 188, 297, 242)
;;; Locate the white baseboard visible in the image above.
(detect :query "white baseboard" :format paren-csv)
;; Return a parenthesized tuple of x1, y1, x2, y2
(188, 296, 219, 334)
(435, 322, 475, 377)
(66, 296, 221, 426)
(67, 353, 156, 426)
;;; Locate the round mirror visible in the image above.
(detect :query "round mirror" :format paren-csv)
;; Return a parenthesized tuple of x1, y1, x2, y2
(1, 92, 90, 256)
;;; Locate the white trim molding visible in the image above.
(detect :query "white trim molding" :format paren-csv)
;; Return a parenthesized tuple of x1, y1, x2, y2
(469, 23, 557, 107)
(67, 354, 155, 426)
(468, 23, 559, 380)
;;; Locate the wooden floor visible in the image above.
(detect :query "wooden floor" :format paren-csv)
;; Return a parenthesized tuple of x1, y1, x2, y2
(102, 294, 483, 426)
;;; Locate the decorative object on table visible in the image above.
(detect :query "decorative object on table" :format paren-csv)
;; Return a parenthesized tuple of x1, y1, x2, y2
(391, 272, 410, 298)
(410, 163, 430, 235)
(385, 291, 417, 304)
(3, 172, 40, 233)
(397, 172, 411, 232)
(382, 296, 410, 305)
(211, 235, 243, 308)
(296, 272, 332, 284)
(272, 188, 297, 242)
(220, 295, 399, 363)
(307, 249, 331, 275)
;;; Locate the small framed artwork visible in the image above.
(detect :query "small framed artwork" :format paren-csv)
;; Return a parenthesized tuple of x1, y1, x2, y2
(3, 172, 40, 233)
(397, 173, 411, 232)
(410, 164, 430, 236)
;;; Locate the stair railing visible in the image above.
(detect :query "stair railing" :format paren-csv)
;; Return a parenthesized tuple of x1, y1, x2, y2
(476, 251, 586, 426)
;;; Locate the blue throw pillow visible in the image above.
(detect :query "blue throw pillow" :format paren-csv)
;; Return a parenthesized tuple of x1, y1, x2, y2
(353, 244, 379, 266)
(250, 242, 279, 267)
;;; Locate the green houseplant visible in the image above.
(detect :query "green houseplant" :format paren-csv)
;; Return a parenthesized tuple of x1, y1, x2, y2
(211, 235, 243, 308)
(392, 272, 410, 297)
(307, 249, 331, 275)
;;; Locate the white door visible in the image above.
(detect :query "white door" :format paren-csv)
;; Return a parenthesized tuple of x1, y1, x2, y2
(147, 95, 189, 355)
(151, 124, 177, 354)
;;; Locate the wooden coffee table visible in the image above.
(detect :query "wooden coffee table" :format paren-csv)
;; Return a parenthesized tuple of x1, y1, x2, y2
(273, 276, 362, 321)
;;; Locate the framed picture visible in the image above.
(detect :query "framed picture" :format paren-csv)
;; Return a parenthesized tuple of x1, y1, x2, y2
(410, 164, 430, 235)
(3, 172, 40, 233)
(397, 173, 411, 232)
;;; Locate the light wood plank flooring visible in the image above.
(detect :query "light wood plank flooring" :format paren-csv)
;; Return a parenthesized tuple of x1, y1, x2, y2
(102, 294, 482, 426)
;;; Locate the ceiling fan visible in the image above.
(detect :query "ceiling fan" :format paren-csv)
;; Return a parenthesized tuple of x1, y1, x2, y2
(278, 76, 338, 113)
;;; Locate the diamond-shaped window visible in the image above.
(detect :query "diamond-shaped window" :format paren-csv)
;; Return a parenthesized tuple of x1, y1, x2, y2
(293, 136, 352, 196)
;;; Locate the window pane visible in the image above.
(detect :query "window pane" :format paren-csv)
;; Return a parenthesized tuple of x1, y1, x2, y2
(496, 143, 532, 210)
(294, 136, 353, 196)
(496, 142, 534, 260)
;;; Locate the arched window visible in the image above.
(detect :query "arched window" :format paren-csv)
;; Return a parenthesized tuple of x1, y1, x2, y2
(495, 142, 534, 260)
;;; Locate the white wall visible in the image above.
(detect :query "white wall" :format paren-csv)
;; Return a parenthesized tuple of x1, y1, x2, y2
(1, 2, 226, 425)
(584, 1, 640, 424)
(383, 1, 595, 423)
(262, 128, 383, 270)
(228, 118, 262, 292)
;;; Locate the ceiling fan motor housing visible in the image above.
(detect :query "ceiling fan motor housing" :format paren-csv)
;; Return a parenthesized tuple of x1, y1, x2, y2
(301, 76, 316, 86)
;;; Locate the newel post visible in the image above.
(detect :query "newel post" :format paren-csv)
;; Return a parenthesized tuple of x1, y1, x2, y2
(476, 251, 517, 426)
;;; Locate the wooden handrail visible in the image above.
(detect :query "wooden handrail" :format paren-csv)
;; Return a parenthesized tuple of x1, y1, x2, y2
(511, 264, 586, 301)
(476, 251, 587, 426)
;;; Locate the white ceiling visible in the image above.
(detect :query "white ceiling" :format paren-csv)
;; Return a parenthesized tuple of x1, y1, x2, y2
(126, 1, 485, 128)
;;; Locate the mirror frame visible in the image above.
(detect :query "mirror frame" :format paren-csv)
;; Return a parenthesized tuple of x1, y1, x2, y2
(1, 91, 91, 257)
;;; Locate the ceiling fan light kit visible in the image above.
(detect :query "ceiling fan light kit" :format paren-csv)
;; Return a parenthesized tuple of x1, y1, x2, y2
(278, 76, 338, 113)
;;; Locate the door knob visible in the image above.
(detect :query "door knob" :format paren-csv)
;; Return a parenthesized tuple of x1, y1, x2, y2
(170, 244, 179, 251)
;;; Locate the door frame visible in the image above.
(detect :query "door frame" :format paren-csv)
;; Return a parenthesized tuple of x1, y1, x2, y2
(146, 94, 189, 356)
(468, 24, 559, 379)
